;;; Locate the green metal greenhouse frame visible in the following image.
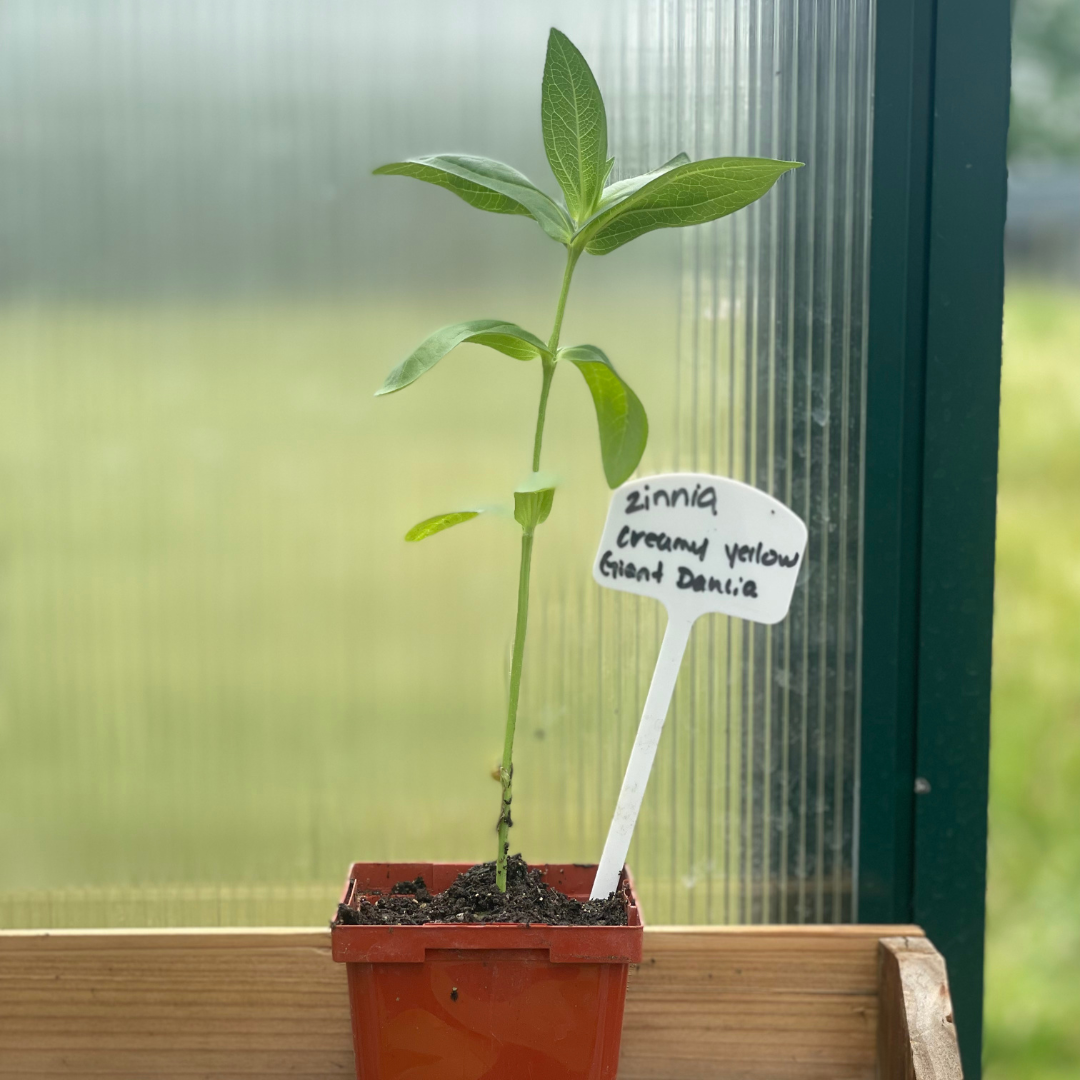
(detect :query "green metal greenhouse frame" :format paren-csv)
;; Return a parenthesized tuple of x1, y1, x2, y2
(858, 0, 1011, 1075)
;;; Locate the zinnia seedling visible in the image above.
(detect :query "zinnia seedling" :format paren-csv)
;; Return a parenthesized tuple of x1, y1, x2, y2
(375, 28, 800, 893)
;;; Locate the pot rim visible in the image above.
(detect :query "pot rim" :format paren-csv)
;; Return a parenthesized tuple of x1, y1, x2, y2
(331, 861, 643, 964)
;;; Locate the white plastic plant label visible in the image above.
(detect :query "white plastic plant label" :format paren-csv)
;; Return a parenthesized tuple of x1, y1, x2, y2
(592, 473, 807, 625)
(590, 473, 807, 899)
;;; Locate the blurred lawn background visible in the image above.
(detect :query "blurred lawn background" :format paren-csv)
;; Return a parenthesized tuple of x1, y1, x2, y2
(983, 285, 1080, 1080)
(983, 2, 1079, 1077)
(0, 287, 670, 907)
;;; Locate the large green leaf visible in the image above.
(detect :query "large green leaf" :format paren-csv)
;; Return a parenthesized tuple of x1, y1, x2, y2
(405, 511, 481, 542)
(541, 29, 608, 222)
(373, 155, 573, 243)
(593, 152, 690, 213)
(576, 156, 802, 255)
(376, 320, 550, 396)
(560, 344, 648, 487)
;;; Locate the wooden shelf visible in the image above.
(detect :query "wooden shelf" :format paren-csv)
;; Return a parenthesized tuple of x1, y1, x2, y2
(0, 924, 961, 1078)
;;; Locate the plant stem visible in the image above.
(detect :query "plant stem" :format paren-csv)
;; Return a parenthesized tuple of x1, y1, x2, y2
(531, 246, 581, 470)
(496, 244, 581, 891)
(531, 360, 556, 473)
(547, 246, 581, 355)
(496, 527, 534, 888)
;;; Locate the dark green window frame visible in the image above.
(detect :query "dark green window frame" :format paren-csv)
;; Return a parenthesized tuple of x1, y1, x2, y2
(859, 1, 1011, 1077)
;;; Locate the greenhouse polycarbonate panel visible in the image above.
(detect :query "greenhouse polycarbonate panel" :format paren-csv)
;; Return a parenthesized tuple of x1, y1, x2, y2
(0, 0, 674, 921)
(519, 0, 874, 925)
(0, 0, 873, 928)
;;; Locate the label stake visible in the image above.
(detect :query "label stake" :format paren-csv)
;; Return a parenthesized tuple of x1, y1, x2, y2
(589, 473, 807, 901)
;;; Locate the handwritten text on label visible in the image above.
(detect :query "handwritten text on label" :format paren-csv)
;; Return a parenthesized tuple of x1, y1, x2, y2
(592, 473, 808, 626)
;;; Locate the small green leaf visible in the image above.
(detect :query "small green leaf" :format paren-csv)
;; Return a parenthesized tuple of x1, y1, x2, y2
(513, 486, 556, 531)
(373, 155, 573, 243)
(560, 344, 648, 487)
(593, 152, 690, 213)
(542, 28, 609, 222)
(405, 511, 481, 542)
(376, 320, 550, 396)
(576, 156, 802, 255)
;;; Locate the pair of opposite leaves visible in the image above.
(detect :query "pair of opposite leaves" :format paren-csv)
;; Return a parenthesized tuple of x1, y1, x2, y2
(375, 29, 801, 542)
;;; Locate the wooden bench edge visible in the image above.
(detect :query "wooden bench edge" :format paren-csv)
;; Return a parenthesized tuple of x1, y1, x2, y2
(877, 936, 963, 1080)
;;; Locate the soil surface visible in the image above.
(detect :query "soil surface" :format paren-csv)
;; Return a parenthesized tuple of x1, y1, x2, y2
(335, 855, 627, 927)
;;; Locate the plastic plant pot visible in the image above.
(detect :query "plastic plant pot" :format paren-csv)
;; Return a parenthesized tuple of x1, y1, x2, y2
(331, 862, 643, 1080)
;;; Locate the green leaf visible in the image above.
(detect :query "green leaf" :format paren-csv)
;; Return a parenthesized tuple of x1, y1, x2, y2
(373, 155, 573, 243)
(376, 320, 550, 396)
(576, 156, 802, 255)
(560, 344, 648, 487)
(405, 511, 481, 542)
(593, 152, 690, 213)
(541, 28, 609, 222)
(513, 486, 556, 531)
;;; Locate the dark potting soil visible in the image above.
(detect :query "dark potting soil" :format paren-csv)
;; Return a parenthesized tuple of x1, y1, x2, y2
(335, 855, 627, 927)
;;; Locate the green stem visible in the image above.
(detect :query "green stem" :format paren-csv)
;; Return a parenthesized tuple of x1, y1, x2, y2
(547, 245, 581, 355)
(531, 246, 581, 471)
(495, 245, 581, 891)
(531, 361, 556, 472)
(496, 528, 534, 889)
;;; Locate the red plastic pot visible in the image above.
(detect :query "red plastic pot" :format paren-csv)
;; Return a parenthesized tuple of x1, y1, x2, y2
(331, 862, 643, 1080)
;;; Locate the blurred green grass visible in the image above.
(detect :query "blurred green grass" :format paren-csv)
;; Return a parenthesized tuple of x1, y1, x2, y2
(0, 291, 673, 911)
(983, 284, 1080, 1080)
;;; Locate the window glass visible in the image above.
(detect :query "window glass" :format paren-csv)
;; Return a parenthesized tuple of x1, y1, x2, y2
(0, 0, 872, 927)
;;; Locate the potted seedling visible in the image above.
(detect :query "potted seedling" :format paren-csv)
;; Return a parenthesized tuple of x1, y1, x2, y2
(332, 28, 800, 1080)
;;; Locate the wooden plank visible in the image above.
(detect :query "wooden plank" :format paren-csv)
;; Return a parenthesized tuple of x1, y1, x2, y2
(0, 929, 353, 1077)
(877, 936, 963, 1080)
(0, 924, 922, 1078)
(620, 925, 922, 1080)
